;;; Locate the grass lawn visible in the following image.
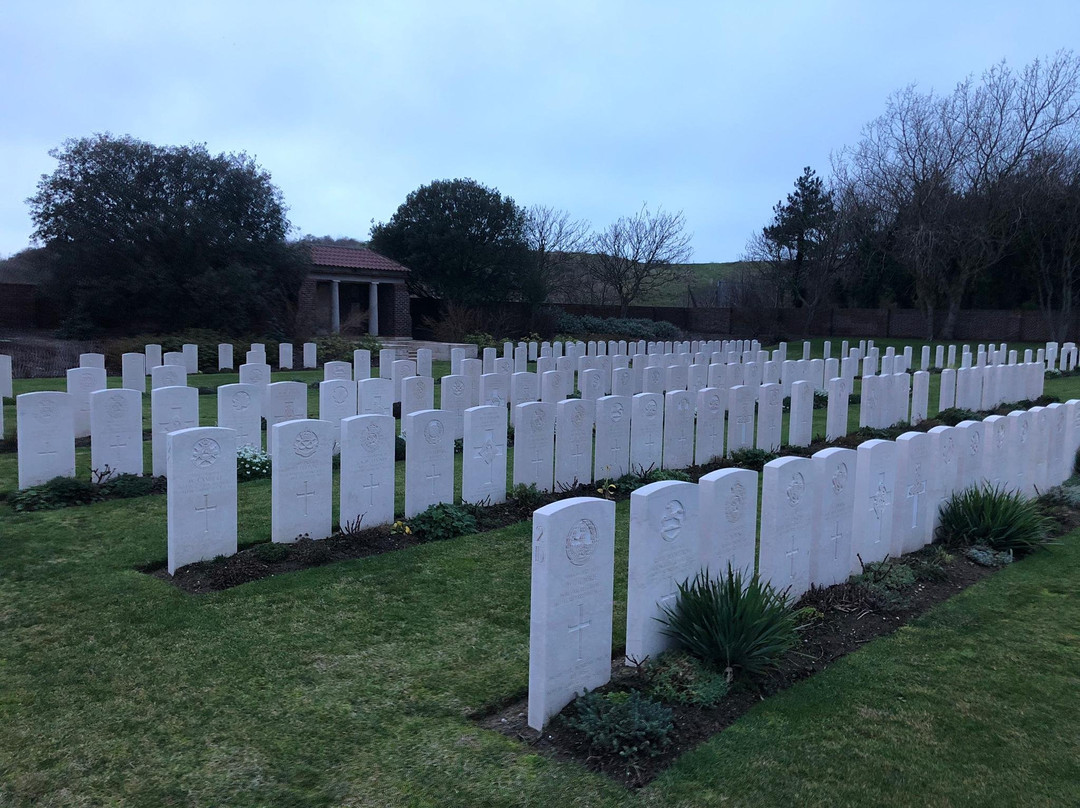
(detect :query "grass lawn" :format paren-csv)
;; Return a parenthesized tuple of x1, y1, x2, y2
(2, 353, 1079, 805)
(635, 262, 750, 307)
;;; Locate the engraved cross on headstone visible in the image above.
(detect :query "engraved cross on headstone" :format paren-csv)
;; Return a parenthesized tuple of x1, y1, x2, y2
(830, 521, 843, 560)
(426, 464, 441, 497)
(568, 604, 591, 662)
(871, 472, 891, 546)
(906, 469, 927, 530)
(296, 479, 316, 515)
(195, 494, 216, 532)
(363, 473, 379, 506)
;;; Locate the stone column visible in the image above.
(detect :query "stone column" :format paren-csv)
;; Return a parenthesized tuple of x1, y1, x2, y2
(368, 281, 379, 336)
(331, 280, 341, 334)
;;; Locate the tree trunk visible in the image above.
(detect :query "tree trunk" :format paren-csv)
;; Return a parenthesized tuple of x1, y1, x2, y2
(923, 303, 936, 340)
(941, 295, 962, 340)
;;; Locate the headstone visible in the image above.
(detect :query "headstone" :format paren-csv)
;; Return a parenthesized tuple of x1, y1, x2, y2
(216, 383, 262, 450)
(593, 396, 631, 480)
(237, 362, 270, 417)
(625, 480, 701, 663)
(662, 390, 695, 470)
(302, 342, 317, 369)
(695, 388, 725, 466)
(166, 426, 237, 574)
(461, 358, 482, 407)
(358, 377, 394, 417)
(339, 414, 395, 530)
(953, 420, 986, 492)
(462, 405, 508, 505)
(440, 374, 470, 439)
(16, 391, 75, 488)
(911, 371, 930, 424)
(144, 344, 162, 372)
(939, 368, 957, 412)
(319, 379, 358, 453)
(555, 399, 595, 490)
(756, 383, 783, 452)
(788, 380, 813, 447)
(163, 351, 186, 369)
(726, 385, 755, 455)
(415, 348, 433, 378)
(400, 375, 434, 432)
(630, 393, 664, 473)
(510, 372, 539, 410)
(450, 347, 465, 375)
(541, 369, 570, 404)
(391, 359, 417, 403)
(271, 419, 333, 542)
(151, 363, 188, 391)
(698, 467, 757, 575)
(480, 372, 510, 410)
(891, 431, 934, 555)
(527, 497, 616, 730)
(218, 343, 233, 371)
(324, 360, 352, 381)
(826, 376, 849, 441)
(759, 456, 815, 599)
(151, 386, 199, 477)
(79, 352, 105, 369)
(279, 343, 294, 370)
(67, 366, 106, 438)
(89, 388, 142, 478)
(850, 439, 897, 569)
(267, 381, 309, 454)
(121, 353, 146, 393)
(353, 349, 371, 381)
(403, 409, 455, 517)
(513, 402, 556, 492)
(810, 447, 856, 587)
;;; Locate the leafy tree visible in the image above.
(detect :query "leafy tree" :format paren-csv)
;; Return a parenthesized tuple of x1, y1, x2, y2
(369, 178, 528, 305)
(27, 134, 308, 335)
(588, 205, 693, 316)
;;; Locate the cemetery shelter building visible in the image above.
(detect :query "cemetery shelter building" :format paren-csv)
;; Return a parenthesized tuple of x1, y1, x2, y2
(296, 245, 412, 337)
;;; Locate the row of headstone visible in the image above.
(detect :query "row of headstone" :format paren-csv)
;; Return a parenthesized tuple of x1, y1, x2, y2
(526, 398, 1080, 729)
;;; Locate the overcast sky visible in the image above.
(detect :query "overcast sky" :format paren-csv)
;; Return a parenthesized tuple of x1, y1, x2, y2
(1, 1, 1075, 262)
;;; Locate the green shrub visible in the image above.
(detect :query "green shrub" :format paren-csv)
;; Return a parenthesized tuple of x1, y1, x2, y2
(314, 334, 381, 364)
(554, 311, 682, 342)
(907, 545, 952, 582)
(658, 567, 798, 682)
(964, 545, 1014, 567)
(936, 484, 1052, 555)
(99, 474, 161, 499)
(461, 332, 499, 350)
(1039, 484, 1080, 509)
(646, 651, 730, 707)
(727, 447, 777, 471)
(937, 407, 980, 426)
(565, 690, 673, 760)
(849, 559, 916, 610)
(10, 476, 100, 512)
(410, 503, 478, 542)
(509, 483, 546, 511)
(252, 542, 289, 563)
(237, 445, 272, 481)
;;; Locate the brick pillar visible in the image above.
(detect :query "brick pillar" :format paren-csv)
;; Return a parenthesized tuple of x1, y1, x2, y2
(388, 283, 412, 337)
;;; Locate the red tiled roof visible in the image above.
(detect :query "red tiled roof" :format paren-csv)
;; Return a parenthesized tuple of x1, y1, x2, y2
(309, 245, 409, 274)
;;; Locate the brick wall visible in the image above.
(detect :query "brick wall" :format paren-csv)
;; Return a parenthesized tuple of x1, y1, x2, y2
(387, 283, 412, 336)
(294, 277, 318, 337)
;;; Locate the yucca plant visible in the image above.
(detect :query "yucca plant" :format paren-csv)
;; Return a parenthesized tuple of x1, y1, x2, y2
(936, 484, 1053, 555)
(657, 567, 798, 682)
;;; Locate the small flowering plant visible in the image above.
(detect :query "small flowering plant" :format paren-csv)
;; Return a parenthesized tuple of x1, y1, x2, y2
(237, 445, 272, 481)
(390, 520, 412, 536)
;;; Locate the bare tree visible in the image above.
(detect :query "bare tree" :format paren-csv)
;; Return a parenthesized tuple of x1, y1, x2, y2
(521, 205, 591, 305)
(844, 51, 1080, 337)
(589, 205, 693, 316)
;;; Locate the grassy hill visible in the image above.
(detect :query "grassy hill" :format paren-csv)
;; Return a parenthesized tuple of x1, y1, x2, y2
(635, 261, 750, 307)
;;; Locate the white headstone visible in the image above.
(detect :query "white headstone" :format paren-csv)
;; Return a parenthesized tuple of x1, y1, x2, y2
(166, 426, 237, 574)
(339, 414, 395, 530)
(358, 377, 394, 417)
(727, 385, 755, 455)
(144, 344, 162, 372)
(352, 349, 371, 381)
(891, 431, 934, 556)
(528, 497, 616, 730)
(319, 379, 358, 453)
(122, 353, 146, 392)
(79, 352, 105, 369)
(593, 396, 631, 480)
(267, 381, 309, 453)
(151, 385, 198, 477)
(662, 390, 695, 470)
(630, 393, 664, 473)
(555, 399, 595, 490)
(151, 363, 188, 391)
(694, 387, 725, 466)
(279, 343, 294, 370)
(759, 456, 814, 599)
(440, 374, 470, 439)
(323, 360, 352, 381)
(0, 354, 11, 399)
(625, 480, 702, 663)
(513, 402, 556, 492)
(462, 404, 508, 505)
(302, 342, 317, 369)
(216, 383, 262, 450)
(698, 467, 757, 576)
(510, 371, 539, 410)
(90, 388, 142, 478)
(810, 447, 856, 587)
(825, 376, 849, 441)
(788, 380, 813, 447)
(400, 375, 434, 432)
(756, 383, 783, 452)
(911, 370, 930, 424)
(16, 391, 75, 488)
(271, 419, 333, 542)
(850, 439, 897, 569)
(403, 409, 455, 517)
(218, 343, 233, 370)
(67, 366, 106, 438)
